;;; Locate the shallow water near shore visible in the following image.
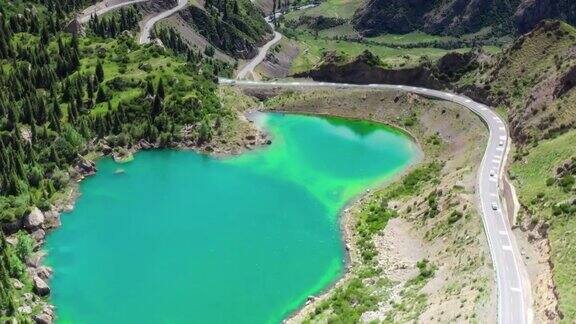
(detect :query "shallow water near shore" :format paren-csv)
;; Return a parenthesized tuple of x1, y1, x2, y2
(45, 112, 418, 323)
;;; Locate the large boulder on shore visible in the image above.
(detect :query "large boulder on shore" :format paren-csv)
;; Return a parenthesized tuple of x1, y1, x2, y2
(36, 266, 53, 280)
(34, 313, 53, 324)
(33, 276, 50, 296)
(44, 210, 61, 229)
(75, 155, 97, 176)
(33, 302, 54, 324)
(31, 229, 46, 242)
(24, 207, 45, 230)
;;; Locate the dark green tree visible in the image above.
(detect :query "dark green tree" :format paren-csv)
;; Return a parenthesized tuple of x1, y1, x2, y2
(156, 78, 165, 99)
(95, 60, 104, 83)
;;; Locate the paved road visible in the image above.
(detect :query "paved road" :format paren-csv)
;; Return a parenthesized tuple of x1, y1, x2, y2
(236, 30, 282, 79)
(77, 0, 149, 24)
(138, 0, 188, 44)
(219, 78, 533, 324)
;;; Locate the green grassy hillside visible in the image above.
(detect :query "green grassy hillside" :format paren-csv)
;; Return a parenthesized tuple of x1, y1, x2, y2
(510, 130, 576, 320)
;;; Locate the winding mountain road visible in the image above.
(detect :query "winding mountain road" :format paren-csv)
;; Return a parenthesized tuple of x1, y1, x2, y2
(76, 0, 188, 45)
(77, 0, 149, 24)
(138, 0, 188, 44)
(220, 78, 532, 324)
(236, 30, 282, 79)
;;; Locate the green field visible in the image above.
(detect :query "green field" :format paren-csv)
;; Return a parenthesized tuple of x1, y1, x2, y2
(281, 3, 501, 74)
(285, 0, 363, 20)
(287, 30, 490, 73)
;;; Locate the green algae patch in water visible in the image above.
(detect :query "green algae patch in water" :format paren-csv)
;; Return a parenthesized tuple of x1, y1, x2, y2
(45, 113, 419, 323)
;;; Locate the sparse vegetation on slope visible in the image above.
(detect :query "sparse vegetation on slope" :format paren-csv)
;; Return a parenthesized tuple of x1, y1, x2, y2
(459, 20, 576, 145)
(260, 88, 493, 323)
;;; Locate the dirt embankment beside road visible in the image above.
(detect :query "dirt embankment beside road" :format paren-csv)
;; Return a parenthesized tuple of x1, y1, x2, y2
(238, 87, 496, 322)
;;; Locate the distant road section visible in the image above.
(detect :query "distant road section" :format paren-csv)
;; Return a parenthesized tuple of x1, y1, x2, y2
(219, 78, 533, 324)
(138, 0, 188, 44)
(236, 31, 282, 79)
(77, 0, 149, 24)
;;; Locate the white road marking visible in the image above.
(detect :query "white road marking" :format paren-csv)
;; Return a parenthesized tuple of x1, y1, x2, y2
(490, 193, 498, 197)
(503, 245, 513, 251)
(511, 287, 522, 293)
(499, 126, 505, 131)
(499, 230, 508, 235)
(496, 147, 504, 152)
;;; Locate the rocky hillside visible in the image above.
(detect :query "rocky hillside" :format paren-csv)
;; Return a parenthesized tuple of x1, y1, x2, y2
(353, 0, 576, 36)
(177, 0, 272, 59)
(294, 50, 448, 88)
(294, 48, 488, 91)
(457, 20, 576, 145)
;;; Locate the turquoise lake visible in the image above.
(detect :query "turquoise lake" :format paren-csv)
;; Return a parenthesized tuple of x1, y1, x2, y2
(45, 113, 419, 323)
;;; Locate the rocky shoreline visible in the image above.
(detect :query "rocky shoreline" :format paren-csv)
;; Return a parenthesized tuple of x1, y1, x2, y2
(284, 159, 422, 323)
(284, 189, 376, 323)
(2, 117, 270, 323)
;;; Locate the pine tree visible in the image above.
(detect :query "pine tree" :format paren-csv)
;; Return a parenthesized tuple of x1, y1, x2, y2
(52, 99, 62, 120)
(146, 79, 154, 96)
(87, 75, 95, 99)
(49, 111, 61, 133)
(7, 106, 18, 130)
(49, 146, 61, 167)
(151, 94, 163, 117)
(156, 78, 165, 99)
(30, 115, 37, 142)
(233, 0, 239, 15)
(96, 85, 107, 103)
(95, 60, 104, 83)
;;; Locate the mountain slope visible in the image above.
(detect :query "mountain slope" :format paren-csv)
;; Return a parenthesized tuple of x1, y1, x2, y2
(353, 0, 576, 37)
(174, 0, 272, 59)
(458, 20, 576, 145)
